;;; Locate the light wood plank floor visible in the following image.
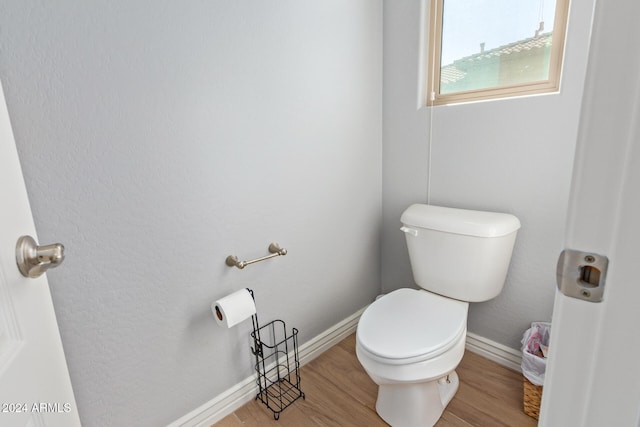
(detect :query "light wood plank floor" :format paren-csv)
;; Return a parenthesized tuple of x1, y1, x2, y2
(215, 334, 537, 426)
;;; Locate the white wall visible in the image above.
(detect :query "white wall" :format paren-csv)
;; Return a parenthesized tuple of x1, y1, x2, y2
(382, 0, 595, 349)
(0, 1, 382, 425)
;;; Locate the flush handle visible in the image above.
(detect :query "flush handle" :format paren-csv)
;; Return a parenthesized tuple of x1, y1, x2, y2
(556, 249, 608, 302)
(16, 235, 65, 278)
(400, 226, 418, 237)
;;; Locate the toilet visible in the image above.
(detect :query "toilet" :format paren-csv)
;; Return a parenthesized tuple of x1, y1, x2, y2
(356, 204, 520, 427)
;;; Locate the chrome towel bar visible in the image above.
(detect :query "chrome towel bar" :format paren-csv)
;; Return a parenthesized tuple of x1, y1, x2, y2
(226, 243, 287, 269)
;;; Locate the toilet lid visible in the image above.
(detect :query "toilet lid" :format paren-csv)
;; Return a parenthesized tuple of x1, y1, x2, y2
(357, 288, 468, 362)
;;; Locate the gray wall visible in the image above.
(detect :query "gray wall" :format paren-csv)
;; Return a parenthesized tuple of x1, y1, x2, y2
(382, 0, 595, 348)
(0, 1, 382, 425)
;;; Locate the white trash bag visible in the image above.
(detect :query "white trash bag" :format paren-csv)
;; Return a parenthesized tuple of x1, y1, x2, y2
(521, 322, 551, 386)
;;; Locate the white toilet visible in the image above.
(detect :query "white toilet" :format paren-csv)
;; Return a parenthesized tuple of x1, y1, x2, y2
(356, 204, 520, 427)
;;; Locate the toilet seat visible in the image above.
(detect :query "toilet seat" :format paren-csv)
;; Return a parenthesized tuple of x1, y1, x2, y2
(357, 288, 468, 365)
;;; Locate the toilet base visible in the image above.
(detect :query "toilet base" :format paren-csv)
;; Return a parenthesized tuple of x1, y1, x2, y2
(375, 371, 459, 427)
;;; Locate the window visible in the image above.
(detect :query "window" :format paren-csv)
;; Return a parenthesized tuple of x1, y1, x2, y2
(427, 0, 569, 106)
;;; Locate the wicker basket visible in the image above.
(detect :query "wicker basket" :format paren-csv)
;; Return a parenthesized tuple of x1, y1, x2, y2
(523, 377, 543, 419)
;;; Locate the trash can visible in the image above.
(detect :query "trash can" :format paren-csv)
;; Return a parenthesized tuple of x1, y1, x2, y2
(521, 322, 551, 419)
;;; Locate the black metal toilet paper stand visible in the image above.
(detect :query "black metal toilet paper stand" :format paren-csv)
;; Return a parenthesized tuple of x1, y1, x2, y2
(248, 290, 305, 420)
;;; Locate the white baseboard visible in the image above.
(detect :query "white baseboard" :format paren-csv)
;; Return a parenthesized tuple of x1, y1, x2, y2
(169, 310, 523, 427)
(465, 332, 522, 373)
(169, 307, 365, 427)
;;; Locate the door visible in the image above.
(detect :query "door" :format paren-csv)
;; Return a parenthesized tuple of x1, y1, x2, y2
(539, 0, 640, 425)
(0, 80, 80, 425)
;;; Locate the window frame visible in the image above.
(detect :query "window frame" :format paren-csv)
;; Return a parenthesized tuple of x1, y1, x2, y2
(426, 0, 570, 106)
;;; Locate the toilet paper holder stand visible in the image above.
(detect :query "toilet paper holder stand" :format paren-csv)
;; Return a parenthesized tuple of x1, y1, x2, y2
(248, 289, 305, 419)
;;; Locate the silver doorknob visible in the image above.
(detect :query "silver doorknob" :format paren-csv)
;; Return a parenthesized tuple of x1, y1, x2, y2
(16, 235, 65, 278)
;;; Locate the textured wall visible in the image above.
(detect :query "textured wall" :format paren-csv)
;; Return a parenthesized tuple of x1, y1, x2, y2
(381, 0, 595, 349)
(0, 1, 382, 425)
(381, 1, 432, 291)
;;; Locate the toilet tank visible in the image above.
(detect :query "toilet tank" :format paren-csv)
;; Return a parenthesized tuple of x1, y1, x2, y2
(400, 204, 521, 302)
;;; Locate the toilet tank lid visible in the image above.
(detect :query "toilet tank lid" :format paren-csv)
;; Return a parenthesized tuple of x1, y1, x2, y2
(401, 204, 521, 237)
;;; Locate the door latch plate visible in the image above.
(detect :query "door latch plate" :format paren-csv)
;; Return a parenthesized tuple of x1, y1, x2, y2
(556, 249, 608, 302)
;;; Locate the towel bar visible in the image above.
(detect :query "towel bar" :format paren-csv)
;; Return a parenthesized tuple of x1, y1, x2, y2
(226, 243, 287, 269)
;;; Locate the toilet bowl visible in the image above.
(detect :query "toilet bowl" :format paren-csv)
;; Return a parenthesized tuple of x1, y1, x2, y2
(356, 288, 468, 427)
(355, 204, 521, 427)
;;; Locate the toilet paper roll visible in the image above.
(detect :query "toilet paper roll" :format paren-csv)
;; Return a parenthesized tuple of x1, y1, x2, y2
(212, 288, 256, 328)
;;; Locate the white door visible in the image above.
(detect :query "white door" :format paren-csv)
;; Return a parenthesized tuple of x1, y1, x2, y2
(0, 80, 80, 426)
(539, 0, 640, 425)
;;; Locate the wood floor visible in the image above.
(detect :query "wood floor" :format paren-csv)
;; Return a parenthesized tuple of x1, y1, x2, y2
(215, 334, 537, 427)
